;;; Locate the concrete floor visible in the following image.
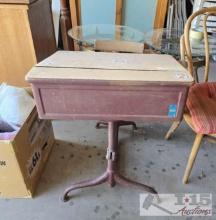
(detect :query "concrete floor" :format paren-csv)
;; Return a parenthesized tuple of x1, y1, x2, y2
(0, 65, 216, 220)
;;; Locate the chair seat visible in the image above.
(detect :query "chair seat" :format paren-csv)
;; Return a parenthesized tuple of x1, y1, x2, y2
(187, 82, 216, 134)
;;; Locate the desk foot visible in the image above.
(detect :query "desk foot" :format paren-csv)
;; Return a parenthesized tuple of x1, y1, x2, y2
(62, 121, 157, 202)
(114, 174, 157, 194)
(62, 172, 108, 202)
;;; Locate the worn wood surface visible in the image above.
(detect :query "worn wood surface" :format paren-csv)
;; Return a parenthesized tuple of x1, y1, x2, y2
(35, 51, 188, 71)
(26, 67, 193, 84)
(26, 51, 193, 83)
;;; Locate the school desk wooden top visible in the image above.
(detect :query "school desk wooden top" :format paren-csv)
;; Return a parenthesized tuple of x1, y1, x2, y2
(26, 51, 193, 122)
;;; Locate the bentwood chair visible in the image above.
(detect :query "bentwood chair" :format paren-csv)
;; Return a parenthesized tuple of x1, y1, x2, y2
(165, 7, 216, 184)
(94, 40, 144, 130)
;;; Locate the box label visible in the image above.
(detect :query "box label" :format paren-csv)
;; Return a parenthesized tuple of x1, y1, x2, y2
(0, 161, 6, 166)
(27, 126, 51, 177)
(27, 148, 42, 177)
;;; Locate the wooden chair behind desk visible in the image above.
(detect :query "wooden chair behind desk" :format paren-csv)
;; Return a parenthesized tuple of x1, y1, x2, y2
(94, 40, 144, 130)
(165, 7, 216, 184)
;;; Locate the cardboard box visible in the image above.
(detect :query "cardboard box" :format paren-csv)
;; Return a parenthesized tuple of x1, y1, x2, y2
(0, 107, 54, 198)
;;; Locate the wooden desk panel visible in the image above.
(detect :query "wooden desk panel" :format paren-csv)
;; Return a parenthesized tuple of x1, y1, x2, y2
(31, 83, 188, 122)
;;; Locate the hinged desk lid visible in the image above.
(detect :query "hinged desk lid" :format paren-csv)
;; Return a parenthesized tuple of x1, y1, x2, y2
(26, 51, 194, 84)
(36, 51, 187, 71)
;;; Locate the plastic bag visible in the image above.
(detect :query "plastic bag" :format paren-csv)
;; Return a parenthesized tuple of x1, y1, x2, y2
(0, 83, 35, 131)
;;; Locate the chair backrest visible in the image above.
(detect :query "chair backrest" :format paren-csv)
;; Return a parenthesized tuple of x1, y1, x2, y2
(94, 40, 144, 54)
(181, 7, 216, 82)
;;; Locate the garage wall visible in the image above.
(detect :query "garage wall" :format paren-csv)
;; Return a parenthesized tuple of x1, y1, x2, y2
(122, 0, 157, 32)
(81, 0, 116, 25)
(80, 0, 157, 32)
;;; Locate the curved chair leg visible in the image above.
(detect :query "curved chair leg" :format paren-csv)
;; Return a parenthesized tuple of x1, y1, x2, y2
(165, 121, 181, 140)
(183, 134, 204, 184)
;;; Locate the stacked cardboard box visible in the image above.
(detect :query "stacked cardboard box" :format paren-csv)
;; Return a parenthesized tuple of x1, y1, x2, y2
(0, 106, 54, 198)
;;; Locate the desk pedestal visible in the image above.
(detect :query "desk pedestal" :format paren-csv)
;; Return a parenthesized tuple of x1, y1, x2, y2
(62, 121, 157, 202)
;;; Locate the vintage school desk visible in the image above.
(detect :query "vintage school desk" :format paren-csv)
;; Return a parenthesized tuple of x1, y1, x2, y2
(26, 51, 193, 201)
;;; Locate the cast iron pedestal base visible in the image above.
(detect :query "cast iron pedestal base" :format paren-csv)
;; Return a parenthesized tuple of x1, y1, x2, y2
(62, 121, 157, 202)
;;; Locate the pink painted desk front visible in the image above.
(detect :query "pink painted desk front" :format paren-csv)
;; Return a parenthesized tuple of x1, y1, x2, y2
(26, 51, 193, 201)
